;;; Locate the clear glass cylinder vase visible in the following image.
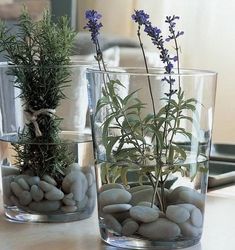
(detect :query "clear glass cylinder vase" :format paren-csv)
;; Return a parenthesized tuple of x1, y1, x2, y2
(0, 62, 96, 222)
(87, 67, 217, 249)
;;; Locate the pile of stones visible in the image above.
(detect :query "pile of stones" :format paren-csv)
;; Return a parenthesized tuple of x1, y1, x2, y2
(98, 183, 204, 240)
(2, 163, 96, 214)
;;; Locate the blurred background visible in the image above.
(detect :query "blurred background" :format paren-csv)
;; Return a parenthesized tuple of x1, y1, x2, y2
(0, 0, 234, 145)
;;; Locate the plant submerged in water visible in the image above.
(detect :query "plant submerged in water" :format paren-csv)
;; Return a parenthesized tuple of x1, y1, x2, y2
(85, 10, 198, 212)
(0, 10, 76, 182)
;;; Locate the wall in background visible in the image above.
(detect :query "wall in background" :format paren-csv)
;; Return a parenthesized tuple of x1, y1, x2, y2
(77, 0, 235, 144)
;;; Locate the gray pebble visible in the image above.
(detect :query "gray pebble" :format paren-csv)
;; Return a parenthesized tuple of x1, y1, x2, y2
(62, 193, 76, 206)
(137, 201, 159, 210)
(42, 175, 57, 186)
(29, 200, 61, 212)
(19, 191, 32, 206)
(61, 205, 78, 213)
(130, 205, 159, 223)
(166, 205, 190, 224)
(86, 173, 94, 187)
(104, 214, 122, 234)
(99, 183, 125, 193)
(17, 178, 30, 191)
(70, 171, 88, 202)
(138, 218, 181, 240)
(10, 182, 23, 198)
(1, 165, 20, 177)
(99, 188, 132, 207)
(39, 181, 54, 192)
(30, 185, 44, 202)
(179, 221, 202, 237)
(121, 218, 139, 236)
(103, 204, 132, 214)
(45, 187, 64, 201)
(27, 176, 40, 186)
(64, 163, 80, 175)
(191, 207, 203, 227)
(77, 195, 88, 210)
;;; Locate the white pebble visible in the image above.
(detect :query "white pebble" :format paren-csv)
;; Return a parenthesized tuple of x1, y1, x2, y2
(138, 218, 181, 240)
(27, 176, 40, 186)
(99, 189, 132, 207)
(61, 205, 78, 213)
(17, 178, 30, 191)
(104, 214, 122, 234)
(137, 201, 159, 211)
(39, 181, 54, 192)
(130, 206, 159, 223)
(45, 187, 64, 201)
(64, 163, 80, 175)
(30, 185, 44, 202)
(166, 205, 190, 224)
(10, 182, 23, 198)
(99, 183, 125, 193)
(191, 207, 203, 227)
(42, 175, 57, 186)
(63, 193, 76, 206)
(19, 191, 32, 206)
(29, 200, 61, 212)
(179, 221, 202, 237)
(121, 218, 139, 236)
(103, 204, 132, 214)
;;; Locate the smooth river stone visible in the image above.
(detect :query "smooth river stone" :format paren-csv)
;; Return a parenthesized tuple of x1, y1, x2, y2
(19, 191, 32, 206)
(2, 175, 15, 205)
(103, 204, 132, 214)
(166, 205, 190, 224)
(99, 183, 125, 193)
(121, 218, 139, 236)
(17, 178, 30, 191)
(45, 187, 64, 201)
(137, 201, 159, 211)
(128, 185, 152, 194)
(39, 181, 54, 192)
(168, 186, 205, 211)
(62, 170, 88, 201)
(129, 188, 154, 206)
(27, 176, 40, 186)
(86, 183, 96, 199)
(30, 185, 44, 202)
(10, 182, 23, 198)
(77, 195, 88, 211)
(130, 206, 159, 223)
(1, 165, 20, 177)
(29, 200, 61, 212)
(70, 171, 88, 202)
(104, 214, 122, 234)
(99, 189, 132, 207)
(62, 193, 76, 206)
(42, 175, 57, 186)
(138, 218, 181, 240)
(190, 207, 203, 227)
(61, 205, 78, 213)
(64, 163, 80, 175)
(178, 221, 202, 237)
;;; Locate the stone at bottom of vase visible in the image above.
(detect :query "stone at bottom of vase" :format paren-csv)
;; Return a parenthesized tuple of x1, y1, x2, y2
(98, 183, 205, 241)
(1, 163, 96, 215)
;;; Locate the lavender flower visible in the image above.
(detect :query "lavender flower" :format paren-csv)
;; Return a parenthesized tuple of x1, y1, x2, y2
(131, 10, 150, 26)
(84, 10, 103, 44)
(165, 15, 184, 42)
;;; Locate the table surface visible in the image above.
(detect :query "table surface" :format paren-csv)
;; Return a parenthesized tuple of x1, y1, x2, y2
(0, 186, 235, 250)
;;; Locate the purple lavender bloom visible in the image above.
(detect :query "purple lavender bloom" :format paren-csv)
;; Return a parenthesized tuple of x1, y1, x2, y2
(132, 10, 150, 26)
(165, 15, 184, 42)
(84, 10, 103, 44)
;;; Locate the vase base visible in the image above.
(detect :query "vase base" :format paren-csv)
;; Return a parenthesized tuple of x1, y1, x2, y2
(100, 227, 201, 250)
(4, 206, 94, 223)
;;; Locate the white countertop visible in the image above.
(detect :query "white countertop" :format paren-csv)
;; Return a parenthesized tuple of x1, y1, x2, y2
(0, 186, 235, 250)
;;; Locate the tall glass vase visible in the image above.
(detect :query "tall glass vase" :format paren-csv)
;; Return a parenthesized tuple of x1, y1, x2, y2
(0, 62, 96, 222)
(87, 67, 217, 249)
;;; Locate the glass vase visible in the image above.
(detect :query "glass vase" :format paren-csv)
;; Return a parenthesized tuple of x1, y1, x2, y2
(87, 67, 217, 249)
(0, 62, 96, 222)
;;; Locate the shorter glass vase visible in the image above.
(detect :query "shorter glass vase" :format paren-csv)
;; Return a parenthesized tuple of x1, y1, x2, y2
(87, 67, 217, 249)
(0, 62, 96, 222)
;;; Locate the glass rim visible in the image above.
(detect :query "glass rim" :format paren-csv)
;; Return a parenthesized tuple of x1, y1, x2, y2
(87, 66, 217, 77)
(0, 60, 96, 69)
